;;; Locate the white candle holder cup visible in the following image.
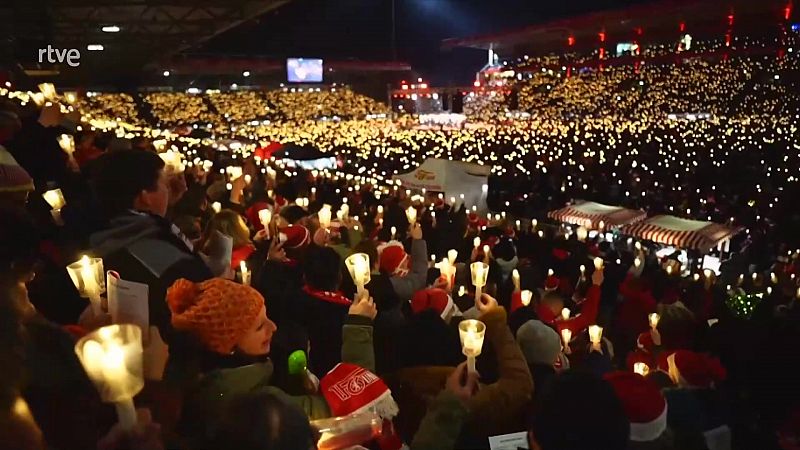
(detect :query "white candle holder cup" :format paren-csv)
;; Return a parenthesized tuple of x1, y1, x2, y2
(459, 319, 486, 373)
(74, 324, 144, 431)
(470, 262, 489, 304)
(345, 253, 371, 297)
(67, 256, 106, 315)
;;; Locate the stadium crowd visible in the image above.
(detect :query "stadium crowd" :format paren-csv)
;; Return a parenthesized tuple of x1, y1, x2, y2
(0, 32, 799, 450)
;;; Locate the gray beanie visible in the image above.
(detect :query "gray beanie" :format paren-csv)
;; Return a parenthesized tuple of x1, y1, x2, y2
(516, 320, 562, 366)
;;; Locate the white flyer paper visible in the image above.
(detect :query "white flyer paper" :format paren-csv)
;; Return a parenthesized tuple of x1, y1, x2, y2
(107, 271, 149, 332)
(488, 432, 529, 450)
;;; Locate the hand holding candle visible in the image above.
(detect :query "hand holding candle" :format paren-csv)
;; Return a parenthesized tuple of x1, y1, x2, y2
(345, 253, 371, 297)
(67, 255, 106, 315)
(648, 313, 660, 330)
(470, 262, 489, 305)
(43, 188, 66, 225)
(74, 324, 144, 431)
(459, 319, 486, 374)
(520, 290, 533, 306)
(593, 257, 604, 270)
(405, 206, 417, 225)
(318, 204, 332, 229)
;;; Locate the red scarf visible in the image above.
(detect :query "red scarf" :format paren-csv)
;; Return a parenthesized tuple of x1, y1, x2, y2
(302, 285, 352, 306)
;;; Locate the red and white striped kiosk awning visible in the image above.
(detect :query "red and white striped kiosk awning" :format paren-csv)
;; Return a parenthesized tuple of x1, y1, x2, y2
(621, 215, 741, 252)
(547, 201, 647, 229)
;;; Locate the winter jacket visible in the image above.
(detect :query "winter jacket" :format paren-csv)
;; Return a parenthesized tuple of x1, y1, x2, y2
(178, 315, 375, 446)
(89, 211, 213, 342)
(390, 307, 533, 439)
(389, 239, 428, 303)
(287, 287, 352, 376)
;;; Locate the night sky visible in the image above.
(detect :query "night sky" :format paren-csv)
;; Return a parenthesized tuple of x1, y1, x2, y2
(200, 0, 658, 85)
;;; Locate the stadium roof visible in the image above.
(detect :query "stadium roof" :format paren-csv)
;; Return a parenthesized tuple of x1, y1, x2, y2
(0, 0, 292, 84)
(442, 0, 794, 56)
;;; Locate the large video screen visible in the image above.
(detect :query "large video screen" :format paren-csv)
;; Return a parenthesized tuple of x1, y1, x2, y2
(287, 58, 323, 83)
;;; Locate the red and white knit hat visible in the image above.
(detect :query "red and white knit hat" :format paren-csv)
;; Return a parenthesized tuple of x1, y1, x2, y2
(377, 241, 409, 277)
(321, 363, 399, 419)
(411, 288, 455, 321)
(605, 371, 668, 442)
(279, 225, 310, 249)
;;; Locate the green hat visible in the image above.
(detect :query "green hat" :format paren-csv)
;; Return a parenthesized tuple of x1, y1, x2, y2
(287, 350, 308, 375)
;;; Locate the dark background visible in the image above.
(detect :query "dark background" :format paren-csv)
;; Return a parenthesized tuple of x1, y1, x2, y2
(198, 0, 657, 86)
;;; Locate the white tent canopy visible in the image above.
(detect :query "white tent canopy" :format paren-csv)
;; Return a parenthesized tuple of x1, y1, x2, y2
(393, 158, 491, 213)
(621, 215, 741, 252)
(547, 201, 646, 229)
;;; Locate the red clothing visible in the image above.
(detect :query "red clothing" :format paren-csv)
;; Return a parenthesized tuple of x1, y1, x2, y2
(616, 273, 658, 338)
(231, 244, 255, 269)
(536, 284, 601, 335)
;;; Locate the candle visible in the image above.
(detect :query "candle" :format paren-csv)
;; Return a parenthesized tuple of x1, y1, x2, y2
(58, 134, 75, 155)
(693, 273, 700, 281)
(770, 272, 778, 284)
(211, 202, 222, 213)
(258, 209, 272, 233)
(470, 262, 489, 304)
(703, 269, 712, 278)
(390, 226, 397, 240)
(561, 308, 571, 321)
(473, 236, 481, 251)
(561, 328, 572, 354)
(515, 219, 521, 230)
(67, 255, 105, 315)
(593, 257, 603, 270)
(520, 290, 533, 306)
(589, 325, 603, 344)
(240, 261, 251, 286)
(576, 226, 588, 242)
(459, 319, 486, 373)
(458, 285, 466, 297)
(633, 362, 650, 376)
(547, 268, 554, 277)
(532, 219, 538, 230)
(244, 174, 252, 184)
(318, 205, 332, 229)
(512, 269, 520, 291)
(74, 324, 144, 431)
(751, 272, 758, 282)
(634, 257, 642, 268)
(635, 241, 642, 251)
(598, 220, 605, 230)
(406, 206, 417, 225)
(482, 245, 490, 262)
(38, 83, 57, 100)
(377, 205, 384, 215)
(579, 265, 586, 276)
(648, 313, 660, 329)
(43, 188, 66, 210)
(450, 196, 456, 205)
(345, 253, 371, 296)
(447, 249, 458, 265)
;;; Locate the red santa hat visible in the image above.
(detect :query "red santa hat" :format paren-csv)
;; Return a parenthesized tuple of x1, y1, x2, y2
(279, 225, 310, 249)
(274, 195, 288, 210)
(411, 288, 455, 321)
(661, 350, 727, 388)
(605, 371, 668, 442)
(321, 363, 399, 420)
(245, 202, 272, 231)
(544, 275, 560, 292)
(377, 241, 409, 277)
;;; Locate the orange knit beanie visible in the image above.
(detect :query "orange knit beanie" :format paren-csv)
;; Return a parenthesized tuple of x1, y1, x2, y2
(167, 278, 264, 354)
